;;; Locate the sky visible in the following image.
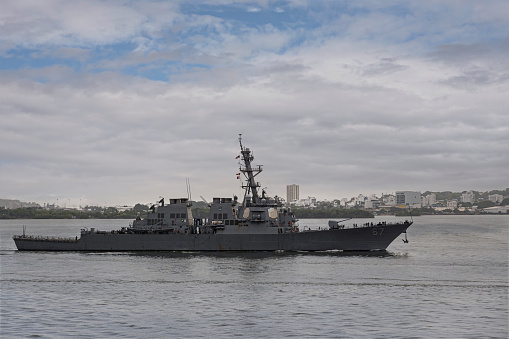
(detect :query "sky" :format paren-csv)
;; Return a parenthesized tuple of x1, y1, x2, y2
(1, 0, 508, 207)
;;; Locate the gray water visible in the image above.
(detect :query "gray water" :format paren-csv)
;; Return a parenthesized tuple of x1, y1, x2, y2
(1, 216, 508, 338)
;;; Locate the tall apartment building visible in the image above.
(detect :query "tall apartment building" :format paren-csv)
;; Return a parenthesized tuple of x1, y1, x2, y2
(395, 191, 422, 207)
(286, 184, 299, 203)
(488, 194, 503, 204)
(461, 190, 475, 204)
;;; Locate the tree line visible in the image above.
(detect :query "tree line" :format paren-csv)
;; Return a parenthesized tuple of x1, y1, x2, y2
(3, 201, 505, 220)
(0, 207, 141, 219)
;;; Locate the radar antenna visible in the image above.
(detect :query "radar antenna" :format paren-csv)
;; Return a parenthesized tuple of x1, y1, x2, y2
(239, 133, 243, 151)
(238, 135, 263, 204)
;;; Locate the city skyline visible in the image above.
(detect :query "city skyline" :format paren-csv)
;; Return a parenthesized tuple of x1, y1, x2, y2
(2, 186, 507, 210)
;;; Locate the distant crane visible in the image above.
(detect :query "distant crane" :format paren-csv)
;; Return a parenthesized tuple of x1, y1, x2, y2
(200, 196, 211, 207)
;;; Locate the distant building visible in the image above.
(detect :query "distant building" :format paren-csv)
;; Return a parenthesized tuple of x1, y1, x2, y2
(422, 193, 437, 207)
(461, 190, 475, 204)
(382, 194, 396, 206)
(345, 198, 357, 208)
(286, 184, 299, 203)
(396, 191, 422, 207)
(483, 206, 509, 214)
(364, 195, 380, 209)
(447, 200, 458, 209)
(0, 199, 40, 209)
(488, 194, 503, 204)
(291, 196, 315, 208)
(116, 205, 134, 212)
(355, 194, 366, 207)
(340, 198, 349, 207)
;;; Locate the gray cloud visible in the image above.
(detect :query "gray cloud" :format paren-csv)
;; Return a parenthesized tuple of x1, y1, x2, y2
(1, 1, 508, 206)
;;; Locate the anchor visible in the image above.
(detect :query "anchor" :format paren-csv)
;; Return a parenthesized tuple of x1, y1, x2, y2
(402, 206, 412, 244)
(402, 230, 409, 243)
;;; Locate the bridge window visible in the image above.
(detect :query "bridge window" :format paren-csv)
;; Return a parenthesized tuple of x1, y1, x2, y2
(252, 212, 264, 220)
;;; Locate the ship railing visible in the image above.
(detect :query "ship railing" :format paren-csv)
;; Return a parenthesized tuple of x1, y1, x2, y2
(318, 219, 411, 231)
(13, 235, 78, 242)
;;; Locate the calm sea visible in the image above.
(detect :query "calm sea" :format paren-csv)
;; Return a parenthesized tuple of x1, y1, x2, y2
(1, 216, 508, 338)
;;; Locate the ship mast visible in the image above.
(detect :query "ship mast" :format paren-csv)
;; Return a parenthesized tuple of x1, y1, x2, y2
(238, 134, 263, 204)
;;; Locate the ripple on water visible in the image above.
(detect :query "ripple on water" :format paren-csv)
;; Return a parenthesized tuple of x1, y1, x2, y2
(1, 217, 508, 338)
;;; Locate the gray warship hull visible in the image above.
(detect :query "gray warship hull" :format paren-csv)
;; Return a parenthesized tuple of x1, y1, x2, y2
(13, 222, 411, 251)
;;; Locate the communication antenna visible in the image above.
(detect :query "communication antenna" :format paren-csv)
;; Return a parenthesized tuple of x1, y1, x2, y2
(186, 177, 192, 202)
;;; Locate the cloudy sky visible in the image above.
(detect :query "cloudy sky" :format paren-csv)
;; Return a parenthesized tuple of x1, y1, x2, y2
(1, 0, 508, 207)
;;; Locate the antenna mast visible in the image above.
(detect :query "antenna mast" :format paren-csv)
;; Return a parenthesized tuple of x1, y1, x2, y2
(238, 135, 263, 204)
(186, 177, 192, 202)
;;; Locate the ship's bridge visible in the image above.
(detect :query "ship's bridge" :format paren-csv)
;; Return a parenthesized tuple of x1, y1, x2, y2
(209, 197, 237, 222)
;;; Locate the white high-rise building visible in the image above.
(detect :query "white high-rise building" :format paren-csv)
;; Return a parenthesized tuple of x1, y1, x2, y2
(355, 194, 366, 207)
(340, 198, 349, 207)
(286, 184, 299, 203)
(461, 191, 475, 204)
(488, 194, 503, 204)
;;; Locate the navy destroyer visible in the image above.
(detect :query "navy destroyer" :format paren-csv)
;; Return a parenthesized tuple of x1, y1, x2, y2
(13, 136, 412, 251)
